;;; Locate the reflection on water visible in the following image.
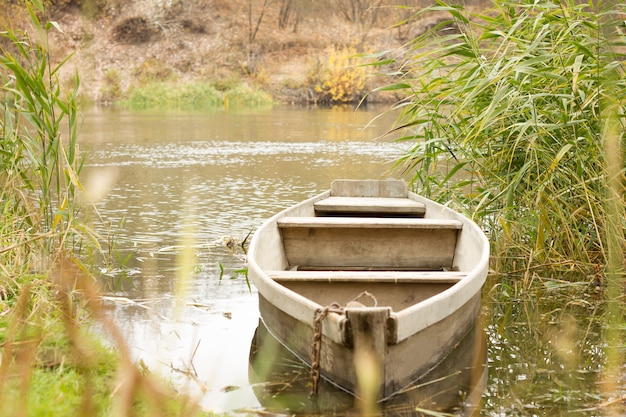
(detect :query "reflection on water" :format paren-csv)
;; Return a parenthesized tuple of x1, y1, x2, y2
(80, 105, 406, 282)
(80, 105, 410, 412)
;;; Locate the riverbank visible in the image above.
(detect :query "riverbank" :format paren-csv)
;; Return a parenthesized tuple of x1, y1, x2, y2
(39, 1, 448, 105)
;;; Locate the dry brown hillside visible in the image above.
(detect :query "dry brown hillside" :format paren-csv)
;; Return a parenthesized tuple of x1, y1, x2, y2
(3, 0, 485, 104)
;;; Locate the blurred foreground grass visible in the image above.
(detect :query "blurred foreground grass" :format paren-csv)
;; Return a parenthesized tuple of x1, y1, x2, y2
(0, 1, 210, 415)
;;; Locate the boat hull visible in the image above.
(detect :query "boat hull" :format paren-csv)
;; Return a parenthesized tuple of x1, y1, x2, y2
(248, 179, 489, 400)
(258, 291, 481, 398)
(249, 317, 488, 414)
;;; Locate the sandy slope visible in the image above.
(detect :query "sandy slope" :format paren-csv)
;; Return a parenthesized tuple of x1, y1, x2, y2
(43, 1, 440, 104)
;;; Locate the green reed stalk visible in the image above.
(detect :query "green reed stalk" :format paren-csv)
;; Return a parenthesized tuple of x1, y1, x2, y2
(600, 104, 625, 416)
(1, 0, 90, 260)
(598, 6, 625, 409)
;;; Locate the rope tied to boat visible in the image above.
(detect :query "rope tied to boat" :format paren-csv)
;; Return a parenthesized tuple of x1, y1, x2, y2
(310, 302, 343, 396)
(309, 291, 378, 396)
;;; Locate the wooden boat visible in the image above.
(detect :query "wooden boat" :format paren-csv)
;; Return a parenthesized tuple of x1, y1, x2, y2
(248, 179, 489, 401)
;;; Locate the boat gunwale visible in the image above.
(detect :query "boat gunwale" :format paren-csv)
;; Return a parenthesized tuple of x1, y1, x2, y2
(248, 186, 490, 345)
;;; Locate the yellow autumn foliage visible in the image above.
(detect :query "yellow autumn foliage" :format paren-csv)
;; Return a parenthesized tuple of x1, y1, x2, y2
(314, 44, 370, 103)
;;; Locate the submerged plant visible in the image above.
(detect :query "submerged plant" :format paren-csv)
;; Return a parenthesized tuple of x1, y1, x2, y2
(379, 0, 626, 274)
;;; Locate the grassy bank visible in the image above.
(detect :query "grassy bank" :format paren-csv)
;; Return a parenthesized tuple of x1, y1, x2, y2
(0, 265, 205, 417)
(0, 2, 208, 415)
(124, 80, 274, 110)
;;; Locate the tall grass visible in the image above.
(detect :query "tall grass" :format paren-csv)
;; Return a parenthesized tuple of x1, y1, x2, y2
(1, 0, 88, 262)
(1, 2, 206, 415)
(379, 0, 625, 275)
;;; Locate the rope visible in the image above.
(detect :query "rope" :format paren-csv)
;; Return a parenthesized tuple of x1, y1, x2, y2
(351, 290, 378, 307)
(309, 292, 378, 396)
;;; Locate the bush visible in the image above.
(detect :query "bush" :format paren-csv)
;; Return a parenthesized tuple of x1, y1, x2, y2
(313, 43, 371, 103)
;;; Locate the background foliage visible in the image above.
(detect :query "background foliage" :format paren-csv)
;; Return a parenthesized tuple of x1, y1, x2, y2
(313, 43, 371, 103)
(0, 0, 492, 105)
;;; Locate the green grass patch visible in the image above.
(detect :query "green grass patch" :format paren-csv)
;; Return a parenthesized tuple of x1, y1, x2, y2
(0, 270, 210, 417)
(0, 351, 116, 416)
(125, 80, 274, 110)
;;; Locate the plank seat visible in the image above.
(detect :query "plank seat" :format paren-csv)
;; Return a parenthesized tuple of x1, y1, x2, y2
(330, 179, 409, 198)
(277, 217, 462, 229)
(314, 197, 426, 217)
(267, 270, 466, 284)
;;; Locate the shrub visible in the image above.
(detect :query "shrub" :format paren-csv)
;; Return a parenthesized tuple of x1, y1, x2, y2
(313, 43, 371, 103)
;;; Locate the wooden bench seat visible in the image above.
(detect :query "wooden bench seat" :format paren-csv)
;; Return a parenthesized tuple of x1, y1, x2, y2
(277, 216, 463, 270)
(330, 179, 409, 198)
(314, 196, 426, 217)
(267, 270, 466, 284)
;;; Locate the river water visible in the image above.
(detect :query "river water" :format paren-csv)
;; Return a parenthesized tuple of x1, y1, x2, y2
(80, 105, 620, 416)
(80, 105, 411, 412)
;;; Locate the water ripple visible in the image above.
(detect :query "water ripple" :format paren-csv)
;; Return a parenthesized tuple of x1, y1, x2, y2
(85, 140, 405, 167)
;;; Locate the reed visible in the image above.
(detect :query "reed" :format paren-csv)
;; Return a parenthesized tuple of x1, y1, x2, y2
(378, 0, 625, 275)
(376, 0, 625, 413)
(598, 57, 625, 417)
(1, 0, 87, 260)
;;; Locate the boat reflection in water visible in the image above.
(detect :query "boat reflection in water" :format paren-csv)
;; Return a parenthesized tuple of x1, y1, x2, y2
(248, 319, 487, 416)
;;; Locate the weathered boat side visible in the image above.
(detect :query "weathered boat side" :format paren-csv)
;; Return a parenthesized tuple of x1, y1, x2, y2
(257, 291, 481, 398)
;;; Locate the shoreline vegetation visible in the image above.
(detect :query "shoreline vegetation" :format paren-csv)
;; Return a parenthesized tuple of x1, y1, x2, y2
(0, 1, 208, 415)
(1, 0, 625, 416)
(384, 1, 625, 414)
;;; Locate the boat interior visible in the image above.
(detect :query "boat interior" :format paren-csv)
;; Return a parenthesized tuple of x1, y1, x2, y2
(269, 180, 466, 313)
